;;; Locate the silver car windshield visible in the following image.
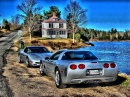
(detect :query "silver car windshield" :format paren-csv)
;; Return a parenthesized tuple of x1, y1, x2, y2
(28, 47, 50, 53)
(62, 51, 98, 60)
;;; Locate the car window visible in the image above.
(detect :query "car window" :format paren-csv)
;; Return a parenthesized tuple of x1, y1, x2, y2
(24, 48, 28, 53)
(50, 51, 63, 60)
(28, 47, 50, 53)
(27, 48, 32, 53)
(62, 51, 98, 60)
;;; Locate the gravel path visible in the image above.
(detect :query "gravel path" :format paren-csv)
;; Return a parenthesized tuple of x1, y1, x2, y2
(0, 32, 19, 97)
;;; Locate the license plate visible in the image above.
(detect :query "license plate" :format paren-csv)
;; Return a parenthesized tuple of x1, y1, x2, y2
(89, 70, 99, 75)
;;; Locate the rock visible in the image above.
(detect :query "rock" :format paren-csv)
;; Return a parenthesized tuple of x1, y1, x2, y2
(11, 47, 19, 52)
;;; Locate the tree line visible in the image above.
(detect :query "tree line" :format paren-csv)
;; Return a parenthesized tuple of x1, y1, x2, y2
(69, 28, 130, 42)
(1, 15, 21, 31)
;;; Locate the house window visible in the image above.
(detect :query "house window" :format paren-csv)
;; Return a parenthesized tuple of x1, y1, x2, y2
(42, 24, 44, 28)
(64, 31, 66, 35)
(49, 23, 53, 28)
(42, 31, 44, 35)
(59, 31, 61, 35)
(47, 32, 49, 35)
(59, 23, 63, 28)
(55, 18, 58, 22)
(53, 31, 55, 35)
(62, 31, 65, 35)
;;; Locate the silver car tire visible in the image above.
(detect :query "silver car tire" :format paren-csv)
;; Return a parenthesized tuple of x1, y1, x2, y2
(55, 68, 67, 89)
(40, 62, 45, 75)
(26, 58, 30, 67)
(18, 54, 22, 63)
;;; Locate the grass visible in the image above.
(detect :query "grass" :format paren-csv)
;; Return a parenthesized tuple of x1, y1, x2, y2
(120, 80, 130, 86)
(118, 73, 130, 86)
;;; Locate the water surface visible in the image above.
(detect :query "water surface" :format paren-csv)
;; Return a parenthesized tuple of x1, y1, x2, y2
(78, 42, 130, 75)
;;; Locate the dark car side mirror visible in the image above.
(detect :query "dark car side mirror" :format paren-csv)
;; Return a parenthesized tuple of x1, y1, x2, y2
(45, 57, 50, 60)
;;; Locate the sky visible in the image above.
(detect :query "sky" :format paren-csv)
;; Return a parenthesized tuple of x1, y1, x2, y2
(0, 0, 130, 32)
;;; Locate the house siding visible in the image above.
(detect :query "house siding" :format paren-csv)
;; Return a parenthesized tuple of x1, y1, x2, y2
(42, 15, 67, 38)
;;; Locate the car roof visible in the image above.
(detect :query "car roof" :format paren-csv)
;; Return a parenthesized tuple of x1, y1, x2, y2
(56, 49, 91, 53)
(63, 50, 91, 52)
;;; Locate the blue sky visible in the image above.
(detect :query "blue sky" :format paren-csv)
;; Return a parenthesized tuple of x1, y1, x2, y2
(0, 0, 130, 32)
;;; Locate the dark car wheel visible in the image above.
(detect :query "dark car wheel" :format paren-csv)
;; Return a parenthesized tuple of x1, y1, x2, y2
(18, 54, 22, 63)
(25, 58, 31, 67)
(40, 62, 45, 75)
(55, 68, 67, 89)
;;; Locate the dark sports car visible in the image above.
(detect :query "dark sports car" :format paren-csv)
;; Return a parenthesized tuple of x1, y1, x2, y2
(39, 50, 119, 88)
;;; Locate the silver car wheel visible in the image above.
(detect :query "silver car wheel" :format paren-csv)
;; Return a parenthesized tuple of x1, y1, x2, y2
(55, 70, 60, 86)
(55, 69, 67, 88)
(40, 62, 45, 75)
(26, 58, 30, 67)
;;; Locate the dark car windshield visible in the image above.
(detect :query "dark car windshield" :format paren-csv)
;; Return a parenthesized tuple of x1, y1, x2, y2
(28, 47, 50, 53)
(62, 51, 98, 60)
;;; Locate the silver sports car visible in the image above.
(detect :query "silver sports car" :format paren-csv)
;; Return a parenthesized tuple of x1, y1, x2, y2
(18, 46, 53, 67)
(39, 50, 119, 88)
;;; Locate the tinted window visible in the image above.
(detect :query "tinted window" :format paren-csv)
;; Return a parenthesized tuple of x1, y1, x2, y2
(62, 51, 98, 60)
(27, 47, 50, 53)
(50, 51, 63, 60)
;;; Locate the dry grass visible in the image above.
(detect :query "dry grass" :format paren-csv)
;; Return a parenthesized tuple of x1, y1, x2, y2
(0, 29, 10, 33)
(14, 34, 89, 51)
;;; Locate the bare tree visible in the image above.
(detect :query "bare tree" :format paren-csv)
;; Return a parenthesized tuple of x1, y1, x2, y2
(11, 15, 20, 30)
(17, 0, 42, 41)
(64, 0, 87, 43)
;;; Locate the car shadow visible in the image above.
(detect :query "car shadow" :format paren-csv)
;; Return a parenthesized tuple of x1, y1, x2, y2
(67, 75, 127, 88)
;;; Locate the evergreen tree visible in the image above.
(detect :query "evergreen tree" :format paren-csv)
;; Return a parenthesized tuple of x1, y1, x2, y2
(43, 6, 61, 19)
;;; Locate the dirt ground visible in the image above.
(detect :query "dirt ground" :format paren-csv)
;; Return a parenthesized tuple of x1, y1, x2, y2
(3, 49, 130, 97)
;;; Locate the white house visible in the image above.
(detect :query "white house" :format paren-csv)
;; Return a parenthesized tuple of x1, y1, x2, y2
(42, 13, 67, 38)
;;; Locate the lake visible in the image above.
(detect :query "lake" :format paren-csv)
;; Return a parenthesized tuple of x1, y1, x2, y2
(77, 42, 130, 75)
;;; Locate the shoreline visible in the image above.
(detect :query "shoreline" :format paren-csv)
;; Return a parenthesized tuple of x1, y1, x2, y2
(89, 40, 130, 42)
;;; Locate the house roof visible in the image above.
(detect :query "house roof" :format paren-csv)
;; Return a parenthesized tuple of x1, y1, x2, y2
(43, 12, 66, 23)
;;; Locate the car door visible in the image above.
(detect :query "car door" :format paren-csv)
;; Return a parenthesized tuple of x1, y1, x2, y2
(20, 47, 28, 62)
(45, 51, 62, 74)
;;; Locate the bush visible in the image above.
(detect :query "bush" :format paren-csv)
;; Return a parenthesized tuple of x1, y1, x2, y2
(22, 31, 29, 37)
(31, 40, 39, 45)
(75, 33, 81, 42)
(69, 33, 73, 39)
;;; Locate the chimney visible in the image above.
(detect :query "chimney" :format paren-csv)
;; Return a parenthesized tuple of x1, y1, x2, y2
(52, 12, 56, 16)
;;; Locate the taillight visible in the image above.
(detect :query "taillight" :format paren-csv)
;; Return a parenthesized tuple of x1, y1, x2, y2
(110, 63, 116, 68)
(104, 63, 109, 68)
(70, 64, 77, 70)
(78, 64, 85, 69)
